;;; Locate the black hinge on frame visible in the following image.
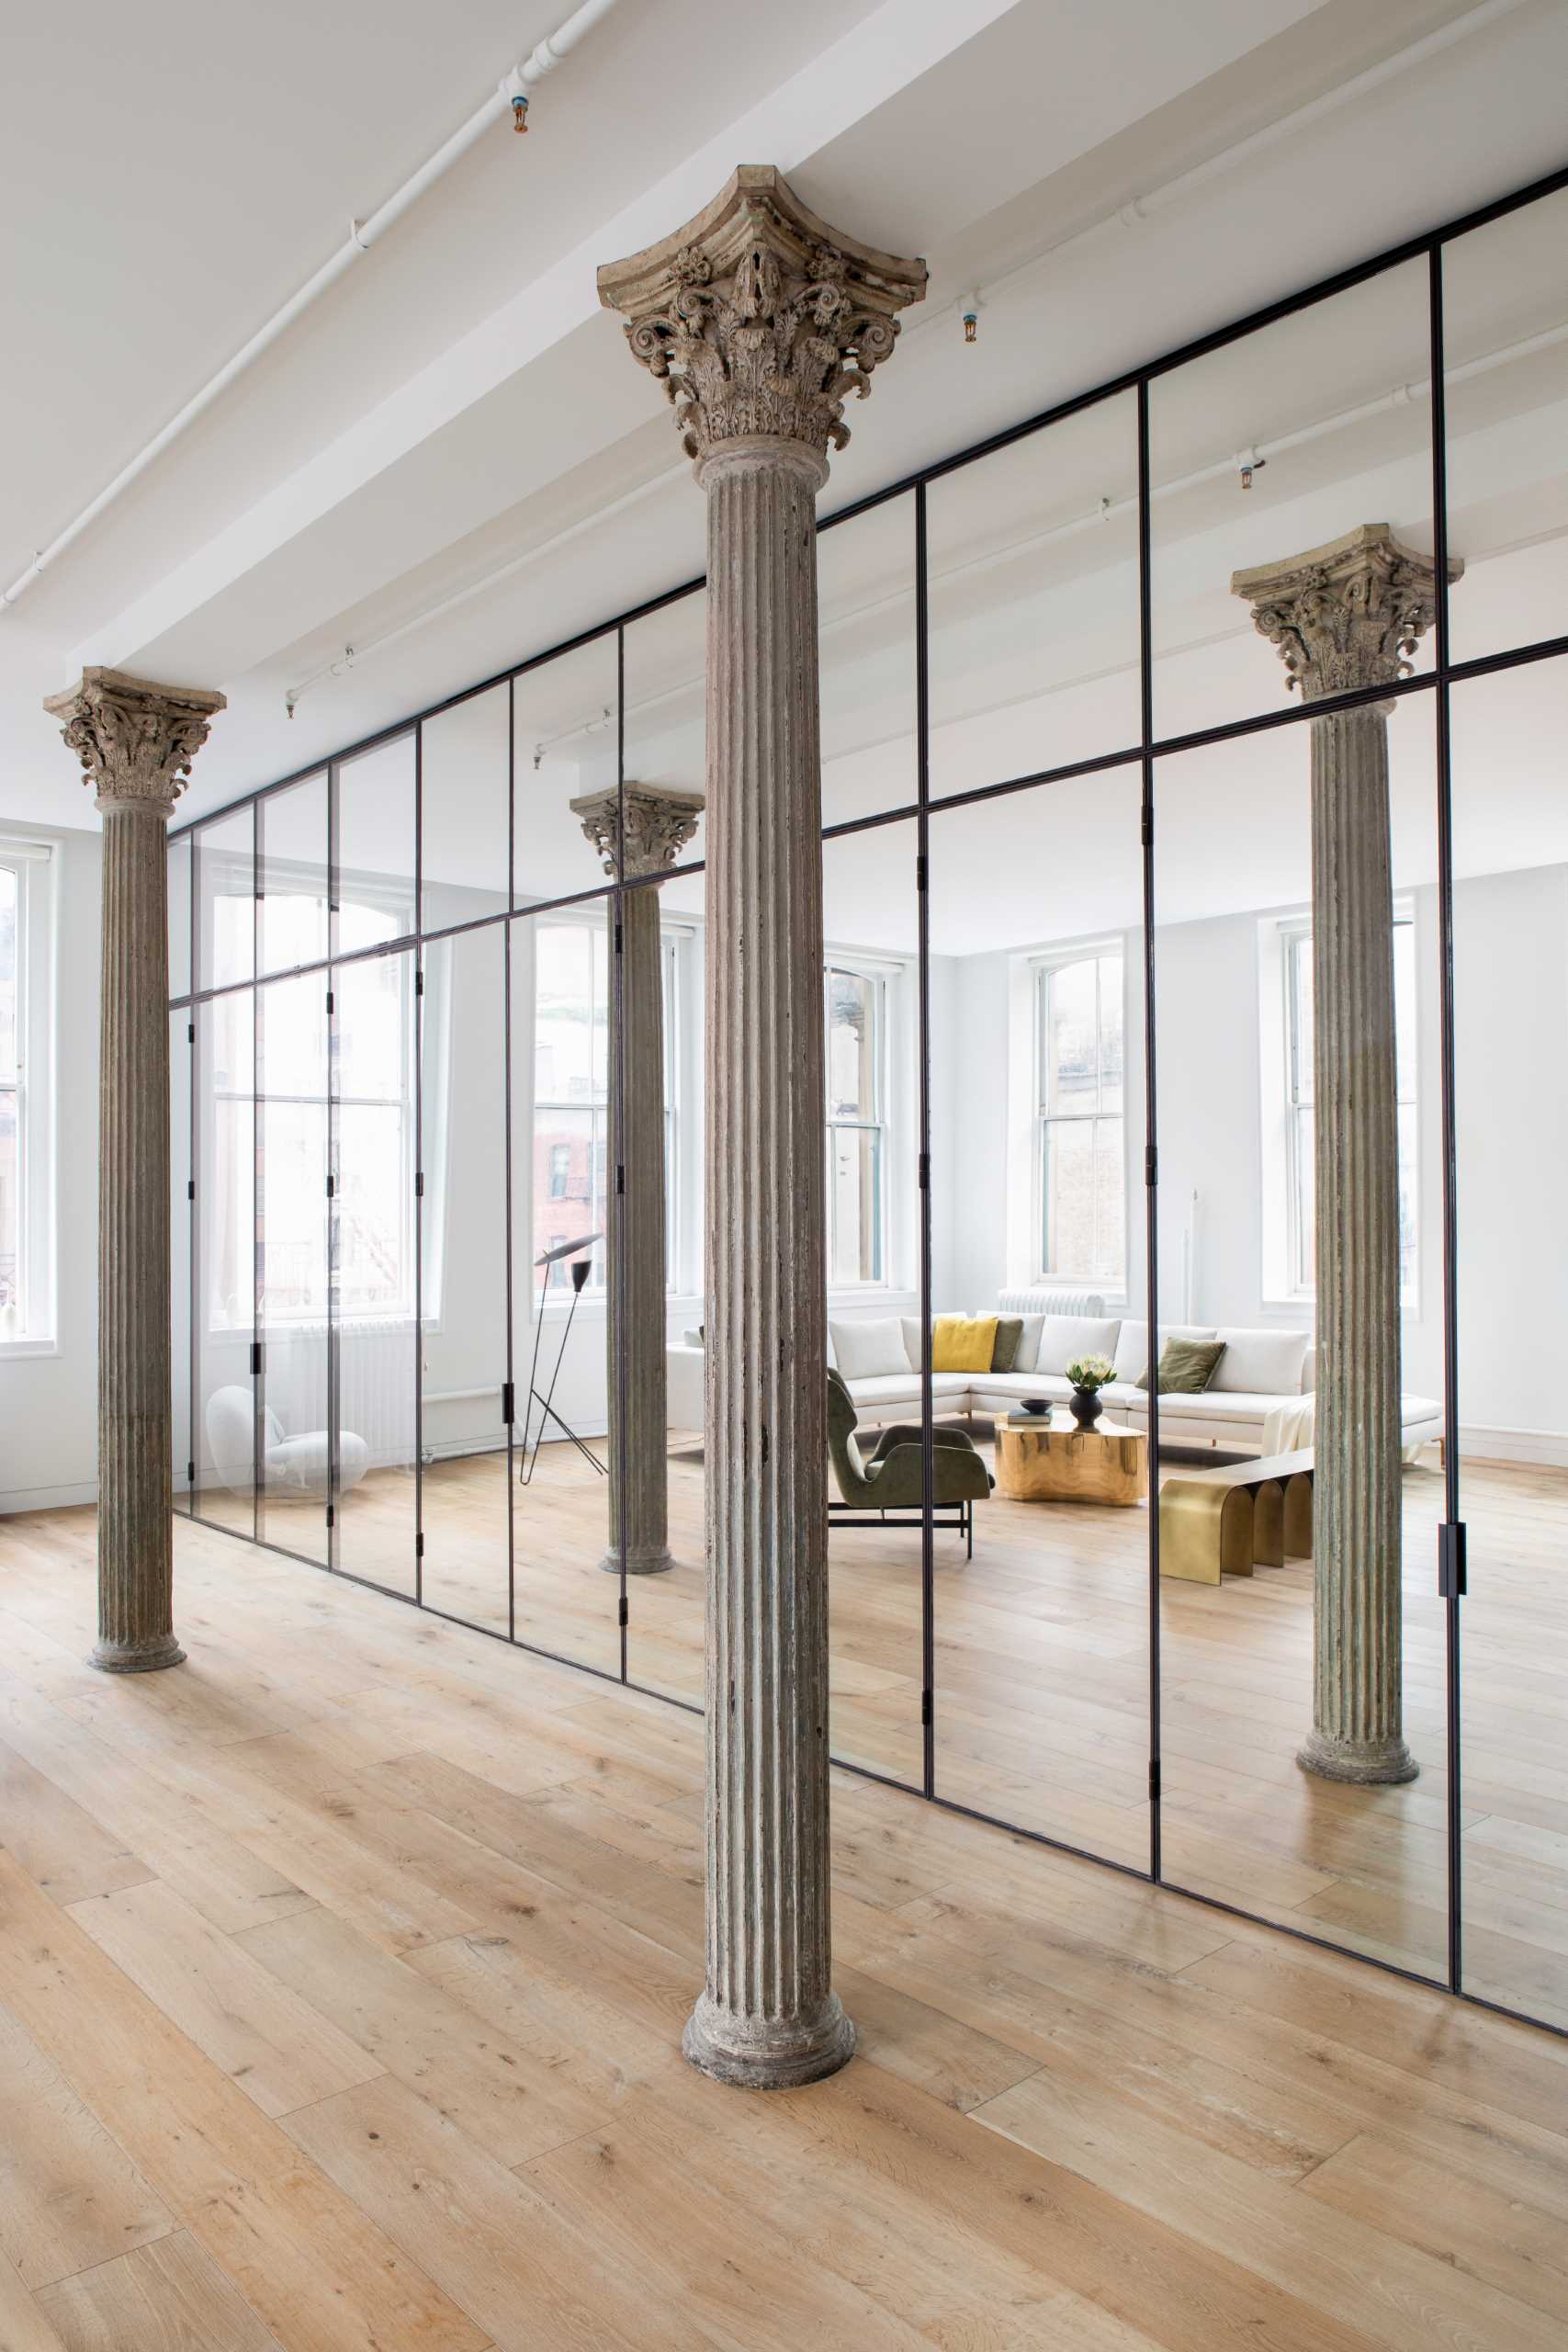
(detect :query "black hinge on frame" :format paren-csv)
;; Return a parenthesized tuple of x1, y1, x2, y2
(415, 969, 424, 996)
(186, 1459, 196, 1487)
(915, 852, 928, 891)
(416, 1532, 425, 1560)
(415, 1171, 424, 1199)
(920, 1689, 932, 1727)
(186, 1021, 195, 1044)
(1148, 1758, 1161, 1802)
(615, 920, 624, 955)
(1141, 802, 1154, 849)
(501, 1381, 515, 1427)
(187, 1179, 196, 1201)
(618, 1595, 629, 1628)
(615, 1165, 625, 1196)
(326, 1172, 335, 1198)
(326, 1502, 335, 1530)
(249, 1341, 263, 1378)
(1438, 1521, 1468, 1600)
(326, 989, 334, 1015)
(1145, 1144, 1158, 1186)
(918, 1151, 931, 1191)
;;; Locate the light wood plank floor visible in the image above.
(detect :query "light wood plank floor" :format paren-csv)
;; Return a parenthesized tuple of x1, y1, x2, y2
(231, 1430, 1568, 2029)
(1, 1508, 1566, 2348)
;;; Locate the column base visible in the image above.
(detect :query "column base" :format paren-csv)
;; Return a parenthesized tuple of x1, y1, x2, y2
(598, 1546, 675, 1577)
(1297, 1728, 1417, 1785)
(682, 1989, 855, 2090)
(90, 1633, 186, 1676)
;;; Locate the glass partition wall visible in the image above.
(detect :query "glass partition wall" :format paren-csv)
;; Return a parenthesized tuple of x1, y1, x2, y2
(169, 163, 1568, 2036)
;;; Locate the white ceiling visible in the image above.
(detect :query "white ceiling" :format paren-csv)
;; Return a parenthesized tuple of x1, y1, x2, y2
(5, 0, 1567, 845)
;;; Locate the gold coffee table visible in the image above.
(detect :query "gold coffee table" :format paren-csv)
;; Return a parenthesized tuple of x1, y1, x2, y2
(993, 1410, 1146, 1507)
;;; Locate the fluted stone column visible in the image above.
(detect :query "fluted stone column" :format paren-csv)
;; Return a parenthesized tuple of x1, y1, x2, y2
(1233, 526, 1458, 1783)
(44, 668, 226, 1673)
(600, 168, 924, 2086)
(573, 782, 704, 1576)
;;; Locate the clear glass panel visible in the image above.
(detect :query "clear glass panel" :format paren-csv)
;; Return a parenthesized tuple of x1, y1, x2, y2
(167, 834, 192, 999)
(623, 594, 705, 873)
(1453, 653, 1568, 2029)
(1152, 261, 1433, 741)
(420, 924, 510, 1634)
(332, 951, 418, 1595)
(1155, 695, 1448, 1980)
(170, 1009, 191, 1514)
(929, 771, 1149, 1861)
(197, 808, 254, 992)
(820, 494, 917, 822)
(1443, 184, 1568, 667)
(928, 393, 1140, 797)
(337, 735, 416, 953)
(256, 969, 330, 1565)
(193, 988, 254, 1536)
(513, 639, 620, 908)
(421, 685, 510, 934)
(824, 820, 922, 1788)
(258, 772, 328, 977)
(511, 903, 617, 1671)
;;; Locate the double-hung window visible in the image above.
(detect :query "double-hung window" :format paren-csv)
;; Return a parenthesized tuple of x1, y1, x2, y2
(0, 840, 55, 1350)
(533, 919, 610, 1292)
(825, 961, 888, 1288)
(1033, 944, 1125, 1288)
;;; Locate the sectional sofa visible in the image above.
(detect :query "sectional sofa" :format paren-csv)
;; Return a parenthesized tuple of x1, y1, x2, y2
(666, 1293, 1443, 1459)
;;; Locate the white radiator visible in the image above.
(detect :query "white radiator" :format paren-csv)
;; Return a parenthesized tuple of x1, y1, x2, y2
(264, 1319, 417, 1467)
(996, 1288, 1107, 1318)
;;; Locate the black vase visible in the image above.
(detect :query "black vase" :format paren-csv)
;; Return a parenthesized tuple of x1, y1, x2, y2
(1069, 1385, 1103, 1430)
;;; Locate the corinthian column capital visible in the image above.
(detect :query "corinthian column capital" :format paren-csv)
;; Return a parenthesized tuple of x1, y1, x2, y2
(1231, 524, 1461, 702)
(572, 781, 705, 880)
(596, 164, 926, 475)
(44, 666, 227, 817)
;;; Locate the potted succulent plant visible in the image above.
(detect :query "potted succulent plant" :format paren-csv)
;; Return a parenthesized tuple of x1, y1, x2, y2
(1065, 1353, 1116, 1430)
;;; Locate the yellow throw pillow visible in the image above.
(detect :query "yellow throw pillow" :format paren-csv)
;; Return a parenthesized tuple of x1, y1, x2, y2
(931, 1315, 998, 1373)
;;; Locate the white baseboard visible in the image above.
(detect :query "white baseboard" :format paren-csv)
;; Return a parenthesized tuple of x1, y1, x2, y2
(1456, 1422, 1568, 1468)
(0, 1479, 98, 1515)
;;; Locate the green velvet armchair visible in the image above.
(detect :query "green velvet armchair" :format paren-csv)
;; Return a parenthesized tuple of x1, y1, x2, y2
(827, 1368, 994, 1558)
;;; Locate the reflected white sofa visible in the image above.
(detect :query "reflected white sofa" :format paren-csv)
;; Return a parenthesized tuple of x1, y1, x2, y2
(665, 1299, 1442, 1459)
(205, 1385, 370, 1499)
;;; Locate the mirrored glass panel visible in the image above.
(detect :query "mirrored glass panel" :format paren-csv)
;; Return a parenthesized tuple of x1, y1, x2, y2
(624, 594, 705, 874)
(171, 1009, 192, 1515)
(1453, 653, 1568, 2028)
(256, 968, 330, 1566)
(197, 808, 254, 992)
(193, 987, 254, 1536)
(337, 734, 416, 953)
(168, 834, 192, 1000)
(422, 684, 510, 933)
(929, 394, 1140, 798)
(332, 950, 418, 1595)
(1155, 695, 1448, 1980)
(930, 770, 1149, 1860)
(510, 901, 617, 1670)
(419, 923, 511, 1634)
(820, 494, 917, 822)
(1152, 262, 1433, 741)
(258, 771, 328, 977)
(823, 820, 923, 1790)
(513, 639, 620, 909)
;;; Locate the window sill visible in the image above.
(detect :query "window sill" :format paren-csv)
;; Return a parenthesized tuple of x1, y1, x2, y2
(0, 1337, 60, 1360)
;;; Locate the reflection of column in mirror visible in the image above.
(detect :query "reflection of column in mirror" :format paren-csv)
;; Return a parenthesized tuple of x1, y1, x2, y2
(44, 666, 227, 1672)
(600, 167, 925, 2088)
(574, 783, 704, 1573)
(1233, 526, 1461, 1784)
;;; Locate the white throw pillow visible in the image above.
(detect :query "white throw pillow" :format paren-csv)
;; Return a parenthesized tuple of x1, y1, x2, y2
(1211, 1328, 1311, 1396)
(1111, 1321, 1216, 1384)
(829, 1317, 912, 1381)
(1010, 1313, 1046, 1373)
(1034, 1316, 1122, 1378)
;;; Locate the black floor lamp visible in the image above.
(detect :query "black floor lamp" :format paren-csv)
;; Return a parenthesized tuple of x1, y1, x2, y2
(518, 1233, 607, 1485)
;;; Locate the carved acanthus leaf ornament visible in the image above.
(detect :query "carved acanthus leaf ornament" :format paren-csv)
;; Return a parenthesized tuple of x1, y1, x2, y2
(572, 782, 705, 880)
(43, 667, 227, 812)
(1232, 525, 1462, 703)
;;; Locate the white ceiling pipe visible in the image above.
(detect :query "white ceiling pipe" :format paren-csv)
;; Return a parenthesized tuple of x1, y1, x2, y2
(1, 0, 626, 613)
(921, 0, 1533, 344)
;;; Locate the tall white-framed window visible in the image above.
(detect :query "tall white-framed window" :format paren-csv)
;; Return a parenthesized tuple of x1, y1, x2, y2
(825, 958, 889, 1288)
(0, 838, 56, 1351)
(1032, 943, 1126, 1288)
(533, 914, 611, 1293)
(1280, 908, 1418, 1298)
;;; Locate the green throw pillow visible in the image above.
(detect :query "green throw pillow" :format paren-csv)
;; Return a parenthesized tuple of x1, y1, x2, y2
(1136, 1337, 1226, 1395)
(990, 1316, 1024, 1373)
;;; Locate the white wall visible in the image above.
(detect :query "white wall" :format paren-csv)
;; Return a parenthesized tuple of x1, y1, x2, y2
(0, 824, 100, 1511)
